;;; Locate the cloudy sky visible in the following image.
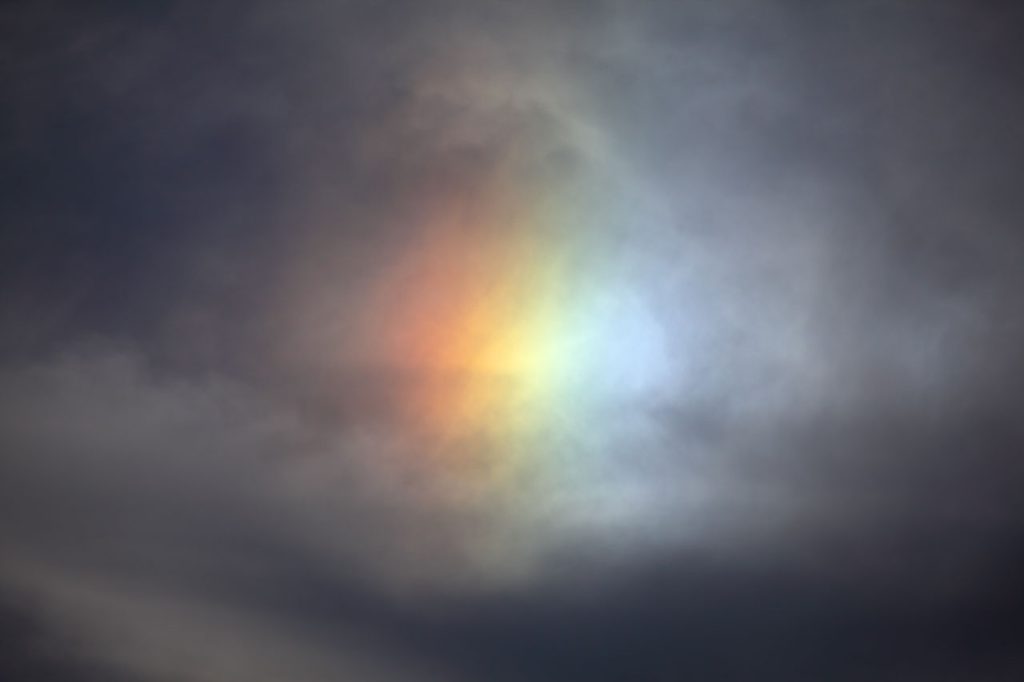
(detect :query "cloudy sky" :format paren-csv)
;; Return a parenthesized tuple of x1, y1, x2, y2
(2, 1, 1024, 680)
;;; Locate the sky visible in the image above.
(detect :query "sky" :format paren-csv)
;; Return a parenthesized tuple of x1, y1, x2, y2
(2, 1, 1023, 680)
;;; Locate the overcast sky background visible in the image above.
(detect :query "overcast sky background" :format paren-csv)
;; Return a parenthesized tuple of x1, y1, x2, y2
(2, 1, 1024, 680)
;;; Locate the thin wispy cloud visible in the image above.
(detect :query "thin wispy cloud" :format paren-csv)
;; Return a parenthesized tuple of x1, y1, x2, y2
(2, 1, 1023, 680)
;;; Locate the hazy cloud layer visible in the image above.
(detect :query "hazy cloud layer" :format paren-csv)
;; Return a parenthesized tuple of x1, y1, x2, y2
(2, 1, 1023, 680)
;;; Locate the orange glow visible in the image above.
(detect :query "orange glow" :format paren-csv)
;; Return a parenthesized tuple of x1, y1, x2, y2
(366, 195, 574, 441)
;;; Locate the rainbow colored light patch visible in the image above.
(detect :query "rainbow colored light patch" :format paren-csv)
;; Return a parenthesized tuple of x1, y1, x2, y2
(362, 175, 669, 456)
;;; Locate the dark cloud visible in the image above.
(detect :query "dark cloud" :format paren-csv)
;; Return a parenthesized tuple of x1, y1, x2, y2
(2, 1, 1024, 680)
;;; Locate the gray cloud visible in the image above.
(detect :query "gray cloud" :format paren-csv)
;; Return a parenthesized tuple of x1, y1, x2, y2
(2, 0, 1024, 680)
